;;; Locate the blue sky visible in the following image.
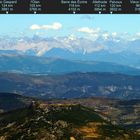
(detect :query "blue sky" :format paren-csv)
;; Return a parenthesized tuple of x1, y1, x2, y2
(0, 14, 140, 37)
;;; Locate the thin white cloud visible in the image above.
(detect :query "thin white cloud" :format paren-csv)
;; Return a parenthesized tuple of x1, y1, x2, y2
(78, 27, 100, 34)
(42, 22, 62, 30)
(78, 27, 93, 34)
(30, 24, 41, 30)
(30, 22, 62, 30)
(81, 15, 94, 20)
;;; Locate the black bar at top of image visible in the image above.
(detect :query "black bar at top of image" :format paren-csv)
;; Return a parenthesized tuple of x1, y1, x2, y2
(0, 0, 140, 14)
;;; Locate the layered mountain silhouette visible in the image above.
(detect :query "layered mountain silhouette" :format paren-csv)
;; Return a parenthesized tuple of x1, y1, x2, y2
(0, 55, 140, 75)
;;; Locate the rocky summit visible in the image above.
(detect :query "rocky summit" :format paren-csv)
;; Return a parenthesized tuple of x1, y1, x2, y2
(0, 101, 139, 140)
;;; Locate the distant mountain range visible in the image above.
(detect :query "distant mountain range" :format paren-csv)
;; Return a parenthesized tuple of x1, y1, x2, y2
(0, 54, 140, 75)
(0, 72, 140, 100)
(0, 36, 140, 68)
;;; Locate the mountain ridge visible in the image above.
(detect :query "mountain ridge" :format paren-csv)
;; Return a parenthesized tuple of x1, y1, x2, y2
(0, 55, 140, 75)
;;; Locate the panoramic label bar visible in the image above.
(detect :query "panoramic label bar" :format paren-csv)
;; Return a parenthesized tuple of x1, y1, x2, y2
(0, 0, 140, 14)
